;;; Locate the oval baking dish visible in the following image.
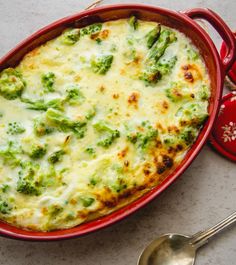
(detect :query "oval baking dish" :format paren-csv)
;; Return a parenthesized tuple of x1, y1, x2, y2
(0, 4, 235, 240)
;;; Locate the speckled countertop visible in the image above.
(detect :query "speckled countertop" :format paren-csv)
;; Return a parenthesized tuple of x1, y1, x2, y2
(0, 0, 235, 264)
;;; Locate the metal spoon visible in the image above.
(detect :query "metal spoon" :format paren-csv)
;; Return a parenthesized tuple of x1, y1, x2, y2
(138, 211, 236, 265)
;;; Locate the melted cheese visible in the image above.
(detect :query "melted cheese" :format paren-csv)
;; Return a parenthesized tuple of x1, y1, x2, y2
(0, 19, 210, 231)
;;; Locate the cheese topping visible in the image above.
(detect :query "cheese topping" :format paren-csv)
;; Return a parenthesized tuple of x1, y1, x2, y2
(0, 17, 210, 231)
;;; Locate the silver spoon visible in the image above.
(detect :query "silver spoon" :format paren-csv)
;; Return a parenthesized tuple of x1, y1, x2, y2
(138, 211, 236, 265)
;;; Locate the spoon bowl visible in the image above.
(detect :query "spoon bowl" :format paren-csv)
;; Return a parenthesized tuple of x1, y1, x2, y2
(138, 211, 236, 265)
(138, 234, 195, 265)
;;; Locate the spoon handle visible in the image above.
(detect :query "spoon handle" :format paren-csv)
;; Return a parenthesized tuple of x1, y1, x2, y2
(190, 211, 236, 249)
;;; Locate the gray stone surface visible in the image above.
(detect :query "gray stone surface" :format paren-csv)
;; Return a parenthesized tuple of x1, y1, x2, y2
(0, 0, 235, 264)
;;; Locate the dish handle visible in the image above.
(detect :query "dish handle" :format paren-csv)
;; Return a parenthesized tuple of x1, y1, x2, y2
(183, 8, 235, 74)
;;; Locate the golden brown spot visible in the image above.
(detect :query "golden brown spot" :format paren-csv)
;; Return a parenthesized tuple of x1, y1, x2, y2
(143, 169, 151, 176)
(74, 74, 81, 82)
(184, 71, 194, 82)
(70, 198, 77, 205)
(167, 126, 180, 134)
(182, 64, 202, 83)
(118, 147, 129, 159)
(99, 85, 105, 92)
(112, 93, 119, 99)
(157, 165, 166, 174)
(162, 155, 173, 168)
(128, 92, 139, 106)
(124, 160, 129, 167)
(120, 69, 126, 75)
(91, 29, 110, 40)
(41, 207, 47, 214)
(162, 100, 169, 110)
(100, 29, 110, 39)
(118, 190, 132, 199)
(78, 212, 88, 219)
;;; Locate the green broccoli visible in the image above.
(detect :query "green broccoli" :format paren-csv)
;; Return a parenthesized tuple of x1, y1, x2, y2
(93, 120, 120, 148)
(111, 178, 127, 193)
(0, 199, 12, 214)
(199, 85, 210, 101)
(34, 117, 54, 136)
(179, 126, 198, 145)
(48, 150, 65, 164)
(187, 48, 199, 60)
(128, 16, 138, 30)
(7, 122, 25, 135)
(0, 68, 26, 100)
(17, 161, 41, 196)
(65, 86, 85, 105)
(41, 72, 56, 92)
(127, 121, 158, 150)
(80, 23, 102, 36)
(61, 28, 80, 45)
(1, 184, 10, 193)
(176, 102, 209, 127)
(85, 108, 96, 120)
(80, 197, 95, 207)
(0, 141, 21, 168)
(45, 108, 87, 138)
(141, 56, 177, 84)
(24, 143, 47, 159)
(85, 147, 96, 156)
(166, 81, 192, 102)
(91, 55, 113, 75)
(145, 24, 161, 49)
(21, 97, 64, 111)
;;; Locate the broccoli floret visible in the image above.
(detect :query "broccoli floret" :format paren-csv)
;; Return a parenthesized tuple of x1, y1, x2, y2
(176, 102, 209, 127)
(145, 24, 161, 49)
(1, 184, 10, 193)
(91, 55, 113, 75)
(48, 150, 65, 164)
(47, 204, 63, 218)
(128, 16, 138, 30)
(179, 127, 198, 145)
(7, 122, 25, 135)
(140, 56, 177, 84)
(34, 117, 54, 136)
(187, 48, 199, 60)
(80, 197, 95, 207)
(85, 108, 96, 120)
(17, 161, 41, 196)
(0, 68, 26, 100)
(166, 81, 193, 102)
(111, 178, 127, 193)
(97, 130, 120, 148)
(85, 147, 96, 156)
(25, 143, 47, 159)
(127, 121, 158, 150)
(0, 141, 21, 168)
(80, 23, 102, 36)
(61, 28, 80, 45)
(21, 97, 64, 111)
(162, 126, 198, 147)
(65, 86, 85, 105)
(45, 108, 87, 138)
(199, 85, 210, 101)
(0, 199, 12, 214)
(41, 72, 56, 92)
(93, 120, 120, 148)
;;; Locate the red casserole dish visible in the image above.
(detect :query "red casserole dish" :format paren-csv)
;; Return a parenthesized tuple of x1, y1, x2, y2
(0, 4, 235, 241)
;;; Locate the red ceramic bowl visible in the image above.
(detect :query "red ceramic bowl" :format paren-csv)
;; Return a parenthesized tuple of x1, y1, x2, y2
(0, 4, 235, 241)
